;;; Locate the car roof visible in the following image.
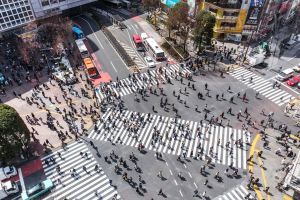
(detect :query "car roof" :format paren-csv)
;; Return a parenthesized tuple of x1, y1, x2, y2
(282, 68, 294, 74)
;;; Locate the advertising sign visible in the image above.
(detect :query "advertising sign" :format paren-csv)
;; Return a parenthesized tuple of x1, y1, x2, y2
(245, 0, 265, 25)
(161, 0, 181, 7)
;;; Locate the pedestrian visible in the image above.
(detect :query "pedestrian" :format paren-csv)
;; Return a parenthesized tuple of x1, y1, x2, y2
(204, 179, 208, 185)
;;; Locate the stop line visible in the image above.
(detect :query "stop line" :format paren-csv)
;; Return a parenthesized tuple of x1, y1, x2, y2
(88, 110, 251, 169)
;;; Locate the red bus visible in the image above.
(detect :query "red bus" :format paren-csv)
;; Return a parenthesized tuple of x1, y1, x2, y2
(132, 34, 143, 51)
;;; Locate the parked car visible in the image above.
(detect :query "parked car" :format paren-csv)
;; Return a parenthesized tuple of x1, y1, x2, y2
(287, 75, 300, 86)
(21, 179, 54, 200)
(293, 63, 300, 72)
(0, 166, 17, 181)
(0, 181, 19, 200)
(275, 68, 294, 82)
(144, 56, 155, 68)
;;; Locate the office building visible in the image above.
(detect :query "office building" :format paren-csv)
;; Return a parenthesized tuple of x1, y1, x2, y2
(0, 0, 35, 32)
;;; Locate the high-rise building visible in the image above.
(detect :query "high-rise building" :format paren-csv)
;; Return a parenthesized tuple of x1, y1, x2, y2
(30, 0, 96, 19)
(0, 0, 35, 32)
(0, 0, 96, 34)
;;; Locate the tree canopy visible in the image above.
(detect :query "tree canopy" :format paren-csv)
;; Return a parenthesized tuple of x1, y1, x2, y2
(0, 104, 31, 163)
(192, 10, 216, 54)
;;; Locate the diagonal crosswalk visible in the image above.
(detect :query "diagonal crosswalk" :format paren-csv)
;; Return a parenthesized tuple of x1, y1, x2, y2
(89, 110, 250, 169)
(229, 67, 293, 106)
(41, 141, 121, 200)
(118, 41, 146, 68)
(215, 185, 255, 200)
(95, 63, 191, 101)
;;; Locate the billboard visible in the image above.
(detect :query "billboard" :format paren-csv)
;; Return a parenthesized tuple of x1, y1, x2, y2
(161, 0, 181, 7)
(245, 0, 265, 25)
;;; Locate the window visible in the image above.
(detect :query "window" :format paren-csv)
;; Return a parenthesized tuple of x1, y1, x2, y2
(220, 22, 236, 27)
(41, 0, 50, 6)
(223, 11, 239, 17)
(12, 9, 16, 14)
(50, 0, 59, 4)
(2, 0, 8, 4)
(7, 10, 12, 15)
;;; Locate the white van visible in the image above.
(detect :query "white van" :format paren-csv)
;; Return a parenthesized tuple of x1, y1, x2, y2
(275, 68, 294, 82)
(0, 181, 19, 199)
(140, 33, 148, 42)
(0, 166, 17, 181)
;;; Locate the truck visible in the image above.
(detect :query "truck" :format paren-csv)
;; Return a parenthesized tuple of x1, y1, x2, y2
(247, 53, 265, 67)
(0, 166, 17, 181)
(0, 181, 19, 199)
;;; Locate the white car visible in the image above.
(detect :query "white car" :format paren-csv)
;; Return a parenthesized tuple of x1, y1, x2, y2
(0, 166, 17, 181)
(144, 56, 155, 68)
(0, 181, 19, 199)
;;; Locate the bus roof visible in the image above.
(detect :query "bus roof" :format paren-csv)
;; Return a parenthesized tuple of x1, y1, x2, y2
(145, 38, 163, 53)
(83, 58, 95, 69)
(75, 39, 88, 52)
(133, 34, 142, 43)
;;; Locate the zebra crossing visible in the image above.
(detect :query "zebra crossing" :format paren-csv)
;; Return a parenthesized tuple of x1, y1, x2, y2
(95, 63, 191, 101)
(118, 41, 146, 68)
(41, 141, 121, 200)
(88, 110, 250, 169)
(215, 185, 255, 200)
(229, 67, 293, 106)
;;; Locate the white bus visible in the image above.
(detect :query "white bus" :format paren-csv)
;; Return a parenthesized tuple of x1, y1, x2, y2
(144, 38, 165, 61)
(75, 39, 89, 59)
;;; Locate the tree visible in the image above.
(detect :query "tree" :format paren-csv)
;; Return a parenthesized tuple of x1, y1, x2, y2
(142, 0, 160, 26)
(169, 2, 190, 52)
(192, 10, 216, 54)
(0, 104, 31, 163)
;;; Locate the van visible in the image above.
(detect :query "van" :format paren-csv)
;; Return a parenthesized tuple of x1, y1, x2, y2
(276, 68, 294, 82)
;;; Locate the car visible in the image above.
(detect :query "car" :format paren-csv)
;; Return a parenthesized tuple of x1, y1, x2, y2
(287, 75, 300, 86)
(21, 179, 53, 200)
(144, 56, 155, 68)
(0, 166, 17, 181)
(0, 181, 19, 199)
(293, 63, 300, 72)
(275, 68, 294, 82)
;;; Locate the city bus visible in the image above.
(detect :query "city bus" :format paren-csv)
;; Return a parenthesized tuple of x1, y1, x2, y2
(83, 58, 99, 78)
(75, 39, 90, 59)
(144, 38, 165, 61)
(132, 34, 143, 51)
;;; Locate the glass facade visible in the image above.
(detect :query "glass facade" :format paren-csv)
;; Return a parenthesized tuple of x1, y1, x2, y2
(0, 0, 35, 32)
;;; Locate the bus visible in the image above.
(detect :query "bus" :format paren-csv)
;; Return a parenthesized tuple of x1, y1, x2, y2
(103, 0, 122, 8)
(83, 58, 99, 78)
(144, 38, 165, 61)
(132, 34, 143, 51)
(75, 39, 90, 59)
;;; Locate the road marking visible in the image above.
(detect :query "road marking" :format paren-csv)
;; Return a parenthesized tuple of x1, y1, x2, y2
(179, 190, 183, 197)
(188, 172, 192, 178)
(193, 182, 198, 188)
(248, 133, 264, 200)
(257, 154, 271, 200)
(166, 162, 169, 166)
(271, 77, 300, 95)
(78, 16, 104, 50)
(283, 194, 293, 200)
(290, 134, 300, 141)
(126, 29, 147, 66)
(18, 168, 26, 192)
(169, 169, 173, 176)
(110, 61, 118, 73)
(183, 164, 187, 168)
(131, 25, 138, 34)
(174, 179, 178, 186)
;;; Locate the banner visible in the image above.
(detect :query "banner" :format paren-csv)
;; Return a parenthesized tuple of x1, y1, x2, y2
(245, 0, 265, 25)
(161, 0, 181, 7)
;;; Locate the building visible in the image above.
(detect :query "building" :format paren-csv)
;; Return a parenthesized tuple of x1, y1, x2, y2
(0, 0, 96, 34)
(30, 0, 96, 19)
(0, 0, 35, 33)
(200, 0, 259, 41)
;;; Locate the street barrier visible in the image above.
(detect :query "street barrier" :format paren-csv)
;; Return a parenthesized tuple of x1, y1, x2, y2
(102, 26, 136, 67)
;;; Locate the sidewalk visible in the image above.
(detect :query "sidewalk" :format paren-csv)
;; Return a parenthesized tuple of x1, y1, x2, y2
(248, 129, 299, 200)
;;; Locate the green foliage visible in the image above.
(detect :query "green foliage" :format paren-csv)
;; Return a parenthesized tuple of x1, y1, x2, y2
(0, 104, 30, 162)
(192, 10, 216, 54)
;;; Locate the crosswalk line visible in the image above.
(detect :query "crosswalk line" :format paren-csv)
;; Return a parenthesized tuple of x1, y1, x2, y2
(229, 67, 294, 106)
(41, 142, 121, 200)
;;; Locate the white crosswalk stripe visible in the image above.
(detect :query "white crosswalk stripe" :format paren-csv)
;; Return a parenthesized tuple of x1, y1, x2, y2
(229, 67, 293, 106)
(89, 111, 250, 169)
(215, 185, 254, 200)
(96, 64, 191, 101)
(41, 141, 121, 200)
(118, 41, 146, 68)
